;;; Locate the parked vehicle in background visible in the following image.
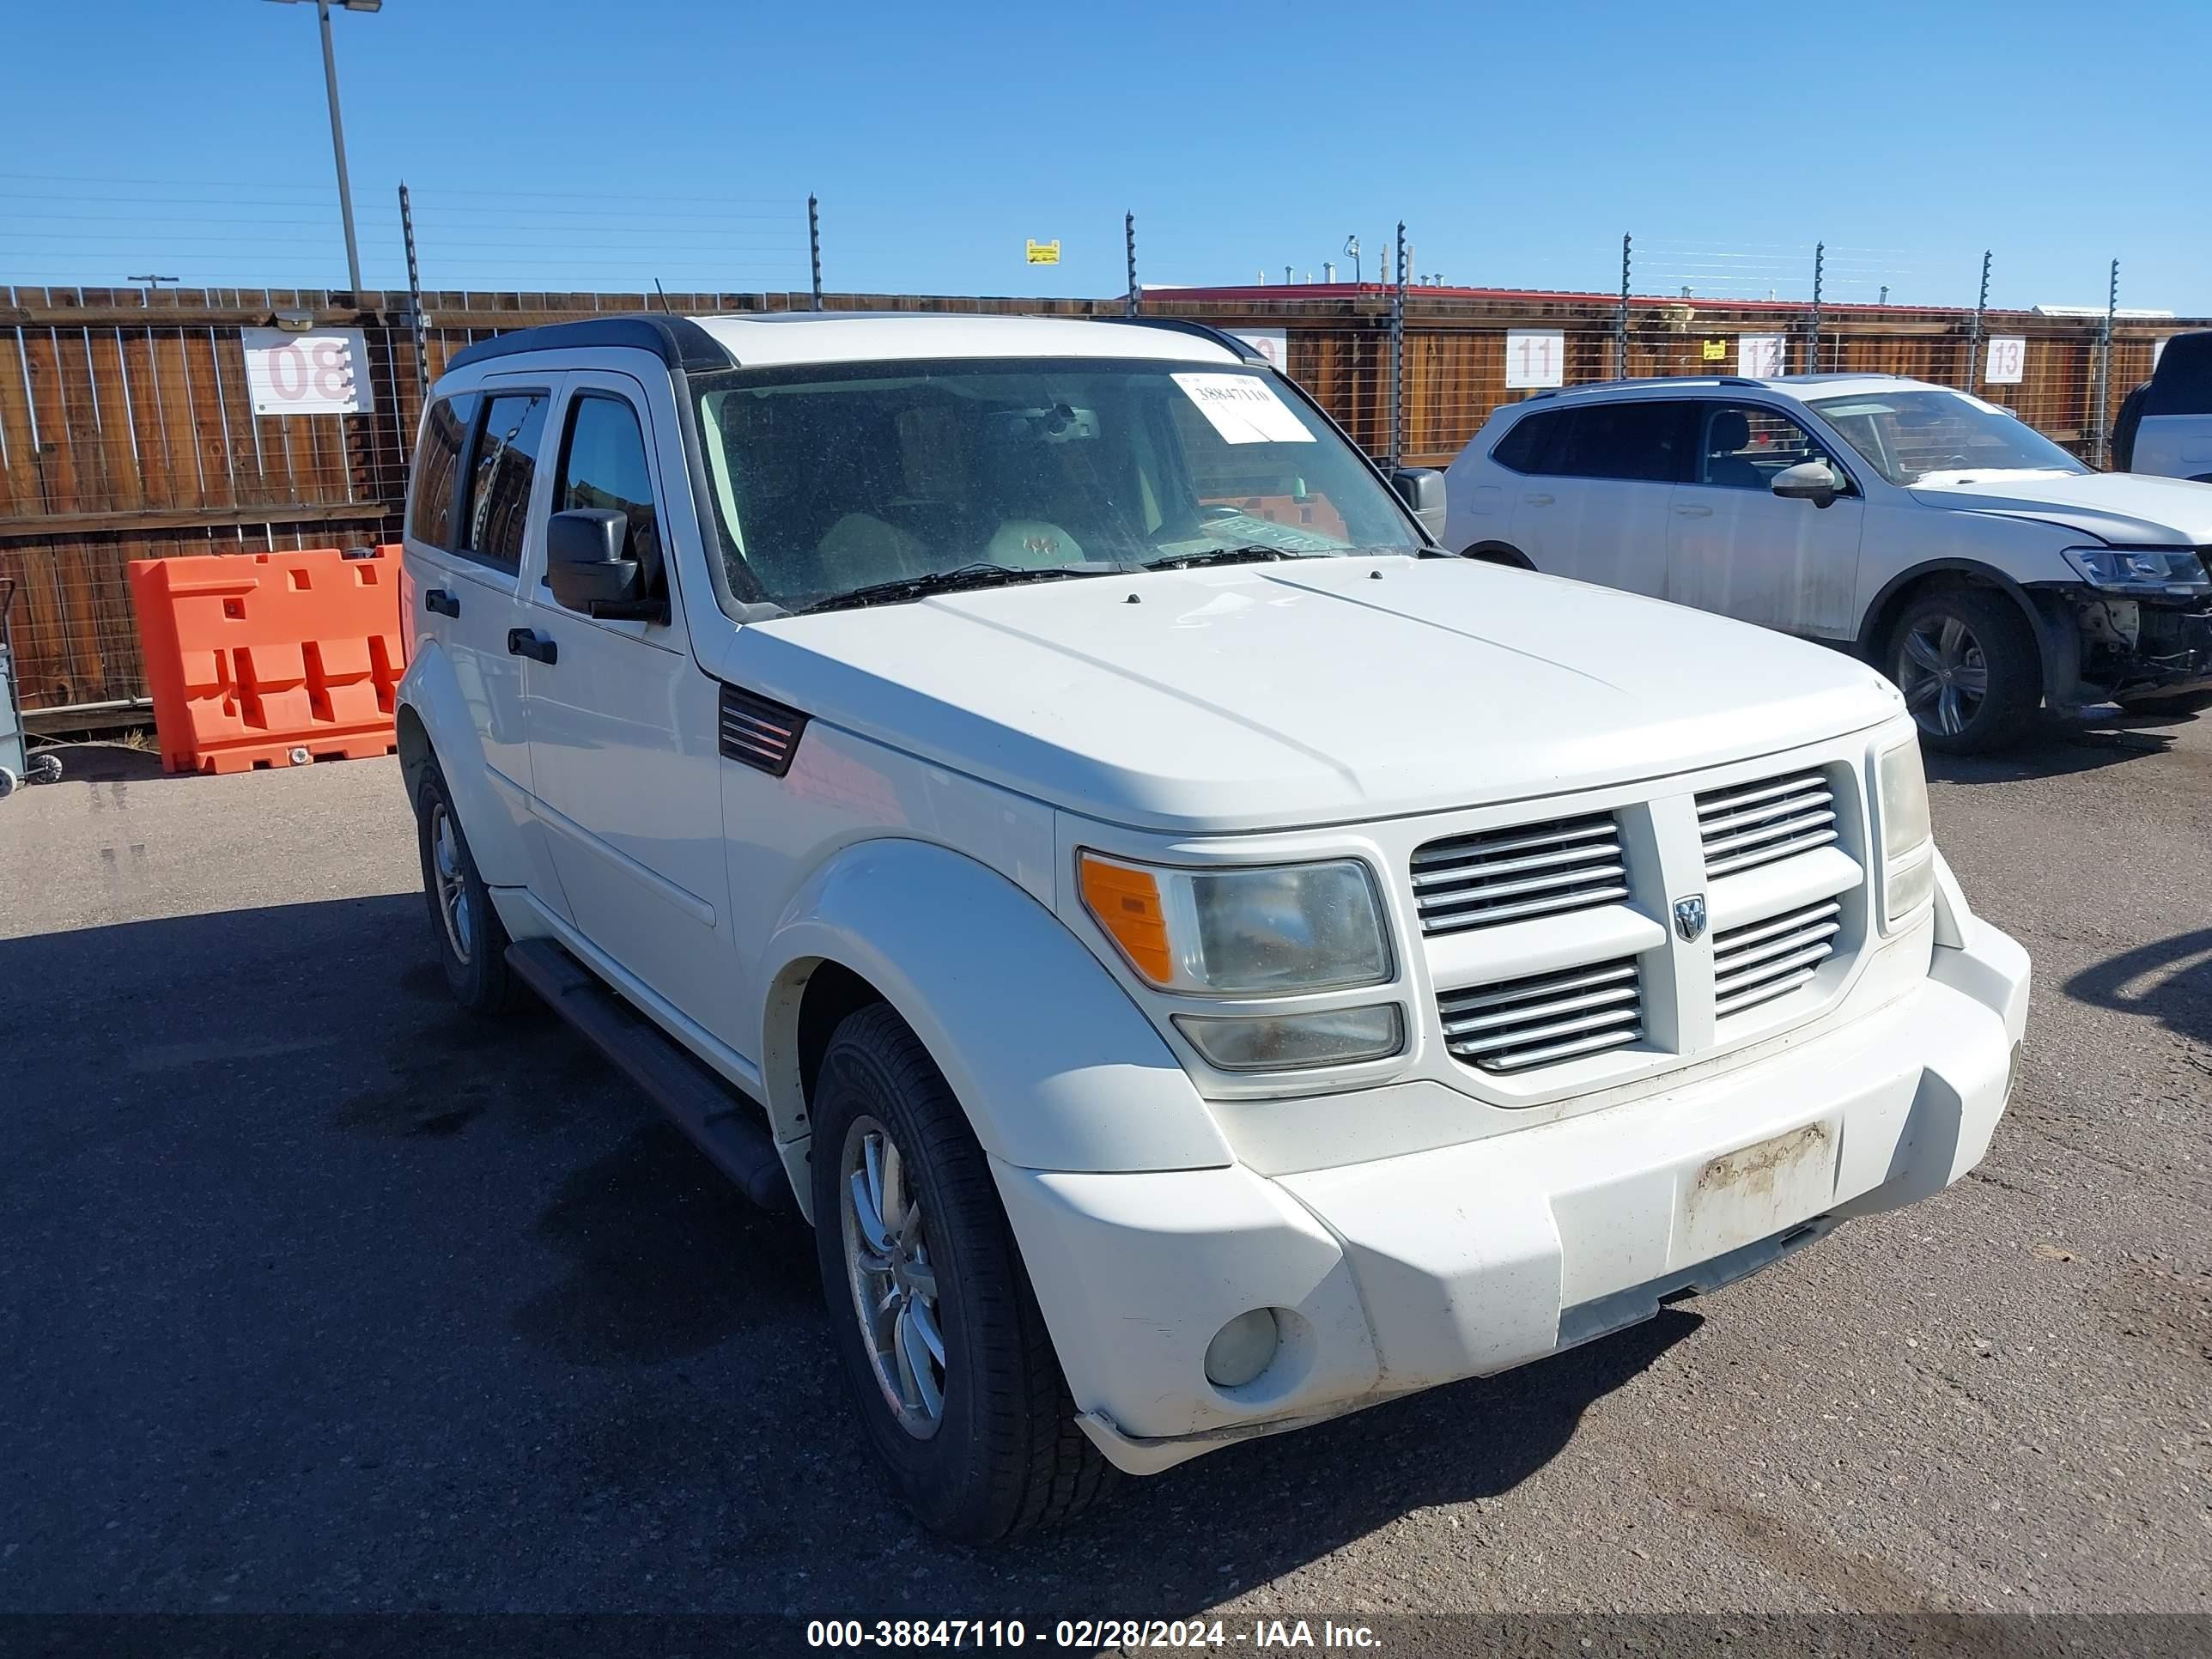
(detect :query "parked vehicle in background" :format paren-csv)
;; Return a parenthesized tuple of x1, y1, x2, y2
(1444, 374, 2212, 750)
(398, 314, 2028, 1542)
(2113, 331, 2212, 482)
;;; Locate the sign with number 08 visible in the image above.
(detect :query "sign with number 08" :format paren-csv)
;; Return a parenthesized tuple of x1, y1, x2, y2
(241, 327, 369, 416)
(1504, 330, 1565, 389)
(1984, 337, 2027, 386)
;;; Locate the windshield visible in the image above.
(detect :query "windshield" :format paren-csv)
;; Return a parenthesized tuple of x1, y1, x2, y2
(1808, 389, 2089, 486)
(686, 356, 1425, 611)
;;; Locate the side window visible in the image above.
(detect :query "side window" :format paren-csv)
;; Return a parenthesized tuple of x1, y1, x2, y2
(2146, 333, 2212, 417)
(1697, 403, 1833, 489)
(1550, 400, 1692, 483)
(547, 394, 661, 600)
(460, 391, 550, 574)
(1491, 408, 1559, 474)
(407, 392, 477, 550)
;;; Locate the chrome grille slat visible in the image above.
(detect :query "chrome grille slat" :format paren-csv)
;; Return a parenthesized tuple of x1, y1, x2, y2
(1697, 769, 1839, 879)
(1711, 899, 1842, 1021)
(1439, 955, 1643, 1073)
(1411, 811, 1627, 937)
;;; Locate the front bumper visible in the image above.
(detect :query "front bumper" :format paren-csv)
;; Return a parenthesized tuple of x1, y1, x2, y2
(994, 917, 2030, 1476)
(2047, 590, 2212, 703)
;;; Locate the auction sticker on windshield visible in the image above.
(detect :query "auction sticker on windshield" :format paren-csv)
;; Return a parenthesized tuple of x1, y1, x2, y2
(1172, 373, 1316, 445)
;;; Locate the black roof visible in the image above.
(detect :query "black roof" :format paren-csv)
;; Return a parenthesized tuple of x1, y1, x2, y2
(441, 315, 733, 375)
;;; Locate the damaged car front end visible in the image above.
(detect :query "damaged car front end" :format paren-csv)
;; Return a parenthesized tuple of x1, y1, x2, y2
(2033, 545, 2212, 710)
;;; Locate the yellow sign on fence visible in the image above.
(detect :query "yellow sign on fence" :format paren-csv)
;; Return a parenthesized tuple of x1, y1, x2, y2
(1701, 338, 1728, 362)
(1025, 239, 1061, 265)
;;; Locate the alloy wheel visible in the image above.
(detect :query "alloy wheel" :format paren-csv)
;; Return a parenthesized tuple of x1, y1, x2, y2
(1898, 612, 1989, 738)
(840, 1115, 946, 1438)
(429, 801, 474, 965)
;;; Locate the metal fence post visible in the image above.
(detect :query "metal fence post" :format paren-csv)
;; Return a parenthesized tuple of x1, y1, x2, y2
(1966, 249, 1990, 391)
(398, 182, 428, 422)
(1615, 232, 1632, 379)
(1807, 242, 1824, 374)
(1389, 221, 1407, 469)
(2095, 258, 2118, 467)
(808, 194, 823, 310)
(1125, 212, 1138, 317)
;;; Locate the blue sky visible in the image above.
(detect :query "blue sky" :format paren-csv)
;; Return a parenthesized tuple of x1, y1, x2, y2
(3, 0, 2205, 312)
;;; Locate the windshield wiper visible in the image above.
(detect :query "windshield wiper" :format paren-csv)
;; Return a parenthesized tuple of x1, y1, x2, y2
(799, 562, 1093, 614)
(1139, 545, 1295, 572)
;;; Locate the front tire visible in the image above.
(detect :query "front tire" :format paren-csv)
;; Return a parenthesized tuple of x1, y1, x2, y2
(413, 761, 520, 1014)
(1888, 589, 2039, 754)
(810, 1003, 1111, 1541)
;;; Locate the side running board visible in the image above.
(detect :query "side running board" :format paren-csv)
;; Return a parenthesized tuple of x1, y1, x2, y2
(506, 939, 793, 1216)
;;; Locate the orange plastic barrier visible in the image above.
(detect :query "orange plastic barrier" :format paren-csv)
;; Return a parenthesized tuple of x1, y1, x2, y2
(127, 546, 404, 776)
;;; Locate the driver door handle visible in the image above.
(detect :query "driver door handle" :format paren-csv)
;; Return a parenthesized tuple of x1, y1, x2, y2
(507, 629, 558, 665)
(1522, 492, 1555, 506)
(1674, 504, 1714, 518)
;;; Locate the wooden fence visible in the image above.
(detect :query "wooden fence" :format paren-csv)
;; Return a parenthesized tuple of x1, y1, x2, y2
(2, 282, 2199, 716)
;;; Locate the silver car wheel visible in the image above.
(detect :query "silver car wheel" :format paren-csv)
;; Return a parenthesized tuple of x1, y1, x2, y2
(429, 801, 474, 965)
(1898, 613, 1989, 738)
(840, 1115, 946, 1438)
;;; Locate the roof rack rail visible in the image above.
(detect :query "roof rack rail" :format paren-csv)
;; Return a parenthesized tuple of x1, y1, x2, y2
(443, 315, 734, 376)
(1097, 316, 1271, 365)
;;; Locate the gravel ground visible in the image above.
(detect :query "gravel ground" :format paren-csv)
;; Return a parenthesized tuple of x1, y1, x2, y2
(0, 721, 2204, 1620)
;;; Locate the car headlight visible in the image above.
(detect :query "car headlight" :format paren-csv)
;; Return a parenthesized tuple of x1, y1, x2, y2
(2061, 545, 2210, 596)
(1077, 853, 1392, 994)
(1875, 736, 1935, 931)
(1173, 1005, 1405, 1072)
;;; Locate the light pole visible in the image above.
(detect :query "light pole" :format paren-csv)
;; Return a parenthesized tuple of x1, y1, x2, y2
(266, 0, 381, 294)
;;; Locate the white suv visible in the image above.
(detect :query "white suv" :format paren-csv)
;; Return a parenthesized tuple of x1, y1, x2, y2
(398, 314, 2028, 1540)
(1444, 374, 2212, 749)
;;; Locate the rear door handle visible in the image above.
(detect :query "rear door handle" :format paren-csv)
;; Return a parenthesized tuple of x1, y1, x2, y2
(507, 629, 557, 665)
(423, 588, 460, 617)
(1522, 492, 1555, 506)
(1674, 505, 1714, 518)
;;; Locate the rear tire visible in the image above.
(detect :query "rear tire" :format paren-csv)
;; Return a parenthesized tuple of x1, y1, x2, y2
(413, 760, 520, 1014)
(1888, 588, 2039, 754)
(810, 1003, 1112, 1541)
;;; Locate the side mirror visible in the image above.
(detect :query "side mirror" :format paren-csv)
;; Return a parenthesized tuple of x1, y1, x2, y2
(1391, 467, 1448, 540)
(545, 508, 659, 619)
(1770, 459, 1844, 508)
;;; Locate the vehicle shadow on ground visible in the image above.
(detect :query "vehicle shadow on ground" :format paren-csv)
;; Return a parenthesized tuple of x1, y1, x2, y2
(2062, 927, 2212, 1047)
(1926, 713, 2195, 786)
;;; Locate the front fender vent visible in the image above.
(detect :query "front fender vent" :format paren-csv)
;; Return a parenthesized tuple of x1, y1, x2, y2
(718, 684, 808, 776)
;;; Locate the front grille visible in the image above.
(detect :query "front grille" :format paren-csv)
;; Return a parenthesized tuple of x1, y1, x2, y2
(1410, 811, 1628, 937)
(1697, 769, 1838, 878)
(1438, 957, 1643, 1073)
(1713, 900, 1842, 1018)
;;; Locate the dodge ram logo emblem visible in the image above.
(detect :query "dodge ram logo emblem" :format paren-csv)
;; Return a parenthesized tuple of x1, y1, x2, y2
(1674, 895, 1708, 942)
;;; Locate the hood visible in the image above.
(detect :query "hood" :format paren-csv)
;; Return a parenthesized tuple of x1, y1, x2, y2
(731, 559, 1903, 833)
(1910, 471, 2212, 544)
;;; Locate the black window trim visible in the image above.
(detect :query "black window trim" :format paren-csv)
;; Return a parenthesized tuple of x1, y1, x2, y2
(451, 384, 555, 580)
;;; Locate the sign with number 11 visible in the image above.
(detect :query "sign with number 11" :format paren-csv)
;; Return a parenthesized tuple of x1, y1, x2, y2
(1504, 330, 1565, 389)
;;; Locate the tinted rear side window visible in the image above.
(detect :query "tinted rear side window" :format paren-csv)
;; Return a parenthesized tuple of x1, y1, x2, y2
(1549, 401, 1692, 483)
(462, 391, 551, 573)
(408, 392, 477, 550)
(2146, 331, 2212, 417)
(1491, 408, 1559, 473)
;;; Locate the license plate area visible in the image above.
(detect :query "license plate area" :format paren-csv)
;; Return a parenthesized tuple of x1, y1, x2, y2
(1678, 1119, 1838, 1266)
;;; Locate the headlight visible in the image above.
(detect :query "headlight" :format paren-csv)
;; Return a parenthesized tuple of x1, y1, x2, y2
(1875, 736, 1935, 931)
(1076, 853, 1391, 995)
(2061, 545, 2210, 595)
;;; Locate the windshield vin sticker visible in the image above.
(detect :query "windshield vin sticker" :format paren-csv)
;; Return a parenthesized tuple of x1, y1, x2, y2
(1171, 373, 1316, 445)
